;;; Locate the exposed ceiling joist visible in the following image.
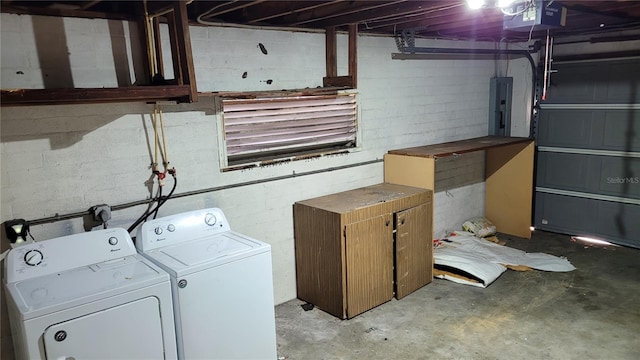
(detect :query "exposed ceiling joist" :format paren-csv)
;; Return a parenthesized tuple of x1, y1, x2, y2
(2, 1, 640, 42)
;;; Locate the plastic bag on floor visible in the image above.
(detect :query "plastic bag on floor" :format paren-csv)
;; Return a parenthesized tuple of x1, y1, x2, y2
(462, 217, 496, 238)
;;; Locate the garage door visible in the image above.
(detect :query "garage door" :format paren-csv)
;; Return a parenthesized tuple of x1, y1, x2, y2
(535, 58, 640, 248)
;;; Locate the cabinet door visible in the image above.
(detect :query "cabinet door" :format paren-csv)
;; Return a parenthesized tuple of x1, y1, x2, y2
(344, 214, 393, 318)
(395, 203, 432, 299)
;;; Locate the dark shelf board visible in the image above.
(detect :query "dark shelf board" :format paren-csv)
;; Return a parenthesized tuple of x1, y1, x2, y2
(1, 85, 193, 106)
(387, 136, 534, 159)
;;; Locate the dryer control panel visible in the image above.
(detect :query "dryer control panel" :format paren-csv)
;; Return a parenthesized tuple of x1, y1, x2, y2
(5, 227, 136, 283)
(136, 208, 231, 252)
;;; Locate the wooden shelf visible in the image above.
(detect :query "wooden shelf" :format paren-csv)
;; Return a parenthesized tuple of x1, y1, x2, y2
(1, 1, 197, 107)
(385, 136, 535, 239)
(0, 85, 358, 107)
(387, 136, 533, 159)
(199, 86, 353, 100)
(1, 85, 192, 106)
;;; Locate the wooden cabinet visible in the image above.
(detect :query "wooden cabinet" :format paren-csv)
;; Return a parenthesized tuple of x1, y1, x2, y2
(384, 136, 535, 239)
(293, 183, 433, 319)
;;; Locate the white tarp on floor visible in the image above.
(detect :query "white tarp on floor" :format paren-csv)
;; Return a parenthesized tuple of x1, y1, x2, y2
(434, 231, 576, 288)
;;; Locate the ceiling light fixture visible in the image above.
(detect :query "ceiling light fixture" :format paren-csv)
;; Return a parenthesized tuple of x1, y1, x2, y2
(469, 0, 521, 11)
(467, 0, 486, 10)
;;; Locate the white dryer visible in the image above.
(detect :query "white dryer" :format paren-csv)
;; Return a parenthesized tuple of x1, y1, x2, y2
(136, 208, 277, 360)
(3, 227, 178, 359)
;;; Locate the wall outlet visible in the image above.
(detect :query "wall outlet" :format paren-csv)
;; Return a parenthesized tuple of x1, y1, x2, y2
(91, 204, 111, 224)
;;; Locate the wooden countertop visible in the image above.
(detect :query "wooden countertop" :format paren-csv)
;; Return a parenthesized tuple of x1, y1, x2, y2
(387, 136, 533, 159)
(295, 183, 430, 214)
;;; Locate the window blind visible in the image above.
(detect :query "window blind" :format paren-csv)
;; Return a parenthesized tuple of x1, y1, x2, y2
(221, 94, 357, 165)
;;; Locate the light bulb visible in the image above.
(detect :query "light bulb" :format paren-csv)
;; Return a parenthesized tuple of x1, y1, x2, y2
(467, 0, 486, 10)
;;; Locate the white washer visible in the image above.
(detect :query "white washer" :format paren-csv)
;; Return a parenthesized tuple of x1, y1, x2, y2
(136, 208, 277, 360)
(3, 227, 178, 360)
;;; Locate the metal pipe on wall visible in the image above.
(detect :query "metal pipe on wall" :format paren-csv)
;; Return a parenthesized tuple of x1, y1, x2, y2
(25, 159, 383, 227)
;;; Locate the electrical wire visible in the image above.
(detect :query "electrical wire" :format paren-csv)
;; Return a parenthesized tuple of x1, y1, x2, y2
(501, 0, 534, 16)
(152, 186, 162, 220)
(197, 0, 239, 25)
(126, 173, 177, 234)
(127, 184, 161, 233)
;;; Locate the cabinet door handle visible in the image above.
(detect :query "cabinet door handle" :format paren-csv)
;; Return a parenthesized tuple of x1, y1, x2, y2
(385, 220, 390, 226)
(400, 219, 405, 225)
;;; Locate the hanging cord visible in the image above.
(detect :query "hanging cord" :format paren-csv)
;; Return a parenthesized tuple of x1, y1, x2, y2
(127, 172, 177, 234)
(151, 185, 163, 220)
(126, 177, 163, 234)
(153, 171, 177, 219)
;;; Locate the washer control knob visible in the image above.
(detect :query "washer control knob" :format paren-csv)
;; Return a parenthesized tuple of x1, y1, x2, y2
(204, 213, 217, 226)
(167, 224, 176, 232)
(108, 237, 118, 246)
(154, 227, 163, 235)
(24, 250, 44, 266)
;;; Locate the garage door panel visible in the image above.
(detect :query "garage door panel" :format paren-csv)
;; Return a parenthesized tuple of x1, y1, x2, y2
(604, 63, 640, 102)
(537, 110, 596, 147)
(536, 153, 640, 199)
(536, 58, 639, 248)
(545, 64, 598, 102)
(603, 111, 640, 151)
(535, 193, 596, 233)
(536, 152, 591, 190)
(535, 193, 640, 248)
(595, 201, 640, 244)
(545, 60, 640, 103)
(538, 109, 639, 151)
(598, 157, 640, 198)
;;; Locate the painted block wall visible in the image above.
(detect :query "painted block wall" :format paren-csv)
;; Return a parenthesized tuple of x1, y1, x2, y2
(1, 14, 530, 310)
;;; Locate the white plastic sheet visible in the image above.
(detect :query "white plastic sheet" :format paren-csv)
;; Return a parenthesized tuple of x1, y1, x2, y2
(434, 231, 576, 288)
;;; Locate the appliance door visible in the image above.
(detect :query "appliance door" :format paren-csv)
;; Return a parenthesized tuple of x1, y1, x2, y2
(43, 296, 166, 359)
(175, 251, 277, 360)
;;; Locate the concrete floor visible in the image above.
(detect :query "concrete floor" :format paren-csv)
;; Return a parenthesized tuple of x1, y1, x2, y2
(274, 230, 640, 360)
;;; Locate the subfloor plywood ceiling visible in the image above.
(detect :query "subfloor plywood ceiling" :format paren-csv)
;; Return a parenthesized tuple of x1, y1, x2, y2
(3, 0, 640, 42)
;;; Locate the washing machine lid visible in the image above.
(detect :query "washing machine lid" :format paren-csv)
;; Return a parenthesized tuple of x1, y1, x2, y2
(141, 231, 271, 278)
(5, 254, 169, 320)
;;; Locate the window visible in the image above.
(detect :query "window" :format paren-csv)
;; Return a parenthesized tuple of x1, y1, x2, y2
(218, 92, 358, 169)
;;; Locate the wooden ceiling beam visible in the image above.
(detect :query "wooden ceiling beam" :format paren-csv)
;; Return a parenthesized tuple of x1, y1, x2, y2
(198, 0, 269, 20)
(0, 86, 192, 106)
(79, 1, 102, 11)
(0, 4, 135, 21)
(302, 1, 464, 28)
(247, 0, 343, 24)
(367, 7, 502, 34)
(172, 0, 197, 102)
(289, 0, 407, 26)
(355, 5, 471, 30)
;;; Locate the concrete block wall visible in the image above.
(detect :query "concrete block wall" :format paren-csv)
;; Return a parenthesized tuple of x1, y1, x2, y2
(1, 14, 532, 310)
(0, 14, 144, 89)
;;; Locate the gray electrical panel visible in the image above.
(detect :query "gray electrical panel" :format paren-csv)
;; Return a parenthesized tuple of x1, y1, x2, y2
(488, 77, 513, 136)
